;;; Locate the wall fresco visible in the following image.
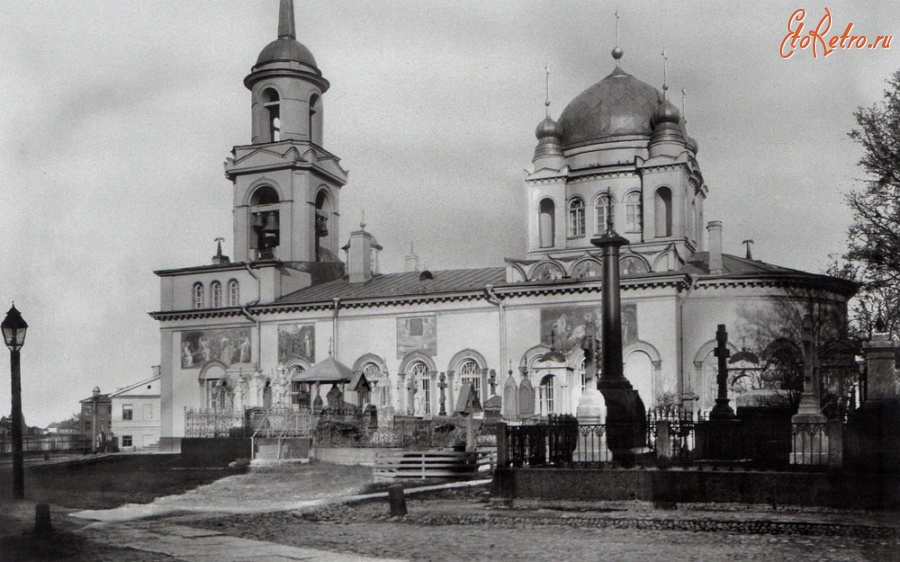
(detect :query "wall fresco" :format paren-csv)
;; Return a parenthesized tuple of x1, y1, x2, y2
(180, 327, 251, 369)
(397, 315, 437, 358)
(278, 323, 315, 364)
(540, 303, 637, 352)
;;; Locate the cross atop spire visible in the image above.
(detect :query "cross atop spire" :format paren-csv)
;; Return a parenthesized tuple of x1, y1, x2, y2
(611, 8, 624, 65)
(544, 64, 551, 117)
(661, 49, 669, 101)
(681, 88, 688, 124)
(278, 0, 296, 39)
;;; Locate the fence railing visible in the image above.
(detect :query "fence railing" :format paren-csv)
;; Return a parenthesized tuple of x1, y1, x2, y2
(499, 417, 842, 470)
(0, 434, 92, 454)
(184, 408, 245, 438)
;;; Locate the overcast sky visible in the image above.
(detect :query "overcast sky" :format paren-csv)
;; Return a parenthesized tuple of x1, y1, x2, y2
(0, 0, 896, 427)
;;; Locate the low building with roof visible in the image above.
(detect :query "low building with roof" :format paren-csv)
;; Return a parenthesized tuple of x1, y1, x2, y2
(149, 1, 855, 450)
(109, 369, 162, 451)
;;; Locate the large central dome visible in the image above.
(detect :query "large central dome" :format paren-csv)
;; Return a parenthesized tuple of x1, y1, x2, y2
(558, 67, 666, 147)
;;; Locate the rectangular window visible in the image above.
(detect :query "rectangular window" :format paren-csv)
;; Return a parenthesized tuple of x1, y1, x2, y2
(84, 405, 92, 415)
(122, 435, 133, 447)
(123, 405, 133, 421)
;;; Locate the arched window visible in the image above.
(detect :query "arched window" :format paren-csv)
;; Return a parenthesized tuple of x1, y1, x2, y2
(409, 361, 431, 415)
(362, 362, 387, 408)
(262, 88, 281, 142)
(539, 375, 555, 415)
(654, 187, 673, 237)
(457, 359, 482, 401)
(309, 94, 321, 143)
(250, 185, 281, 259)
(568, 198, 585, 237)
(539, 198, 555, 248)
(210, 281, 222, 308)
(625, 192, 642, 233)
(315, 189, 333, 261)
(594, 193, 614, 234)
(228, 280, 240, 307)
(192, 283, 204, 309)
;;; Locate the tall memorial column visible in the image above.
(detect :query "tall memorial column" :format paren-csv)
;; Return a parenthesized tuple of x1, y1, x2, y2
(591, 228, 646, 459)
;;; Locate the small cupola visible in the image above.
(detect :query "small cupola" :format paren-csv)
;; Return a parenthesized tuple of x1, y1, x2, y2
(532, 66, 565, 171)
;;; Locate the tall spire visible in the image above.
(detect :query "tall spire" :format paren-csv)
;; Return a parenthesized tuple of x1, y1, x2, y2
(681, 88, 688, 124)
(278, 0, 296, 39)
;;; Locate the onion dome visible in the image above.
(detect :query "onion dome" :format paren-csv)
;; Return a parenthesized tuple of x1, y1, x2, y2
(558, 66, 664, 147)
(535, 116, 563, 140)
(254, 0, 319, 71)
(686, 135, 699, 154)
(651, 97, 682, 128)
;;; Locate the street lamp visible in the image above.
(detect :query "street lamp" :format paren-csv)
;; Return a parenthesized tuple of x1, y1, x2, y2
(2, 304, 28, 500)
(91, 386, 100, 453)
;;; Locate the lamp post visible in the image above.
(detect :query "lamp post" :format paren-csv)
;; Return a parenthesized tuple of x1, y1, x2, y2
(2, 305, 28, 500)
(91, 386, 100, 453)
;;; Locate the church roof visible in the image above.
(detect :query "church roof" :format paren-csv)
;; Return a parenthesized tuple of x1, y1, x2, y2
(558, 66, 682, 147)
(276, 267, 507, 305)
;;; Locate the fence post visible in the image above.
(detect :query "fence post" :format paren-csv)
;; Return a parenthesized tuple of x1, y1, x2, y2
(827, 419, 843, 470)
(496, 423, 508, 467)
(656, 420, 671, 464)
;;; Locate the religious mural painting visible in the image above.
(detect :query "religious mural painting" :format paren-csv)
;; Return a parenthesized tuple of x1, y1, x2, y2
(540, 304, 638, 352)
(277, 323, 315, 364)
(397, 315, 437, 358)
(180, 327, 251, 369)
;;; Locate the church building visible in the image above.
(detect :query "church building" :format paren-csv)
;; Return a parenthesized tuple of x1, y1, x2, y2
(150, 1, 856, 451)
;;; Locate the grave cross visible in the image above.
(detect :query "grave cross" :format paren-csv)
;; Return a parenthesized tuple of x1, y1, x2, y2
(710, 323, 736, 420)
(438, 372, 448, 416)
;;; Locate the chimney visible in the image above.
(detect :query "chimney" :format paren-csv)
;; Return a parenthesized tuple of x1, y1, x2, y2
(707, 221, 723, 275)
(345, 227, 374, 284)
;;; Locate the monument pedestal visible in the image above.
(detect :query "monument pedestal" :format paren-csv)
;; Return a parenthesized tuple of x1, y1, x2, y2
(599, 386, 647, 463)
(575, 387, 609, 463)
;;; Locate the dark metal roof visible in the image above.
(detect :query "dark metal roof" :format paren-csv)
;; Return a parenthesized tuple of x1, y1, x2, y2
(276, 267, 507, 305)
(559, 66, 683, 147)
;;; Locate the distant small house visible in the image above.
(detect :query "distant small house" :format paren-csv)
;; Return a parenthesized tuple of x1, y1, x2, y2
(110, 372, 161, 451)
(79, 392, 112, 446)
(45, 419, 81, 435)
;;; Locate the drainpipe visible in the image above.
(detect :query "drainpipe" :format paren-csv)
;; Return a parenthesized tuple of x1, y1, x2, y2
(484, 285, 506, 390)
(332, 298, 341, 361)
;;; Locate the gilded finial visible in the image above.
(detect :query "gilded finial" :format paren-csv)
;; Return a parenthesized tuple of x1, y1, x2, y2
(360, 209, 366, 230)
(612, 8, 623, 64)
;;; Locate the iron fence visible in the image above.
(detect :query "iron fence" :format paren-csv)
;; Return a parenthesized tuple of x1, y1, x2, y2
(500, 416, 835, 470)
(184, 408, 246, 438)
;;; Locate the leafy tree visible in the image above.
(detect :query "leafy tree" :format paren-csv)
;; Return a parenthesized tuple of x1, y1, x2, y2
(836, 69, 900, 337)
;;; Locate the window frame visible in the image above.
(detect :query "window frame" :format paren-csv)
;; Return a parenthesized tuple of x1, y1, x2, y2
(624, 191, 642, 233)
(568, 197, 586, 238)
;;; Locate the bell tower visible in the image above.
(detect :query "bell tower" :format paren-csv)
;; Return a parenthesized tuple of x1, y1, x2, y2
(225, 0, 348, 267)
